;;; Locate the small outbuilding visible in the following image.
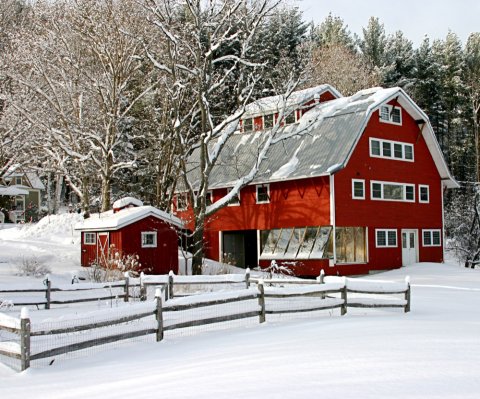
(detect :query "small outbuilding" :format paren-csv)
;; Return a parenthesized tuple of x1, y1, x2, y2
(75, 198, 183, 275)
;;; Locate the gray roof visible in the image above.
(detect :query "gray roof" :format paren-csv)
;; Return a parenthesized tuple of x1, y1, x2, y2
(186, 87, 458, 189)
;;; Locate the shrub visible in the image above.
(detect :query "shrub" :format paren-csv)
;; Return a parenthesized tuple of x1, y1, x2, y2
(15, 256, 51, 277)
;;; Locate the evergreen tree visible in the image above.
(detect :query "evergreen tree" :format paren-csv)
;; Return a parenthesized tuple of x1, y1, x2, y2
(358, 17, 387, 71)
(383, 31, 415, 89)
(312, 13, 355, 51)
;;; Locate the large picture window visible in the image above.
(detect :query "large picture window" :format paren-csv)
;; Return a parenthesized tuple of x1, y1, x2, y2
(260, 226, 332, 260)
(335, 227, 367, 263)
(371, 181, 415, 202)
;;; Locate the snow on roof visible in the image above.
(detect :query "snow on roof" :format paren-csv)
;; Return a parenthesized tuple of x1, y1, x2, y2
(4, 164, 45, 190)
(113, 197, 143, 209)
(75, 205, 184, 231)
(25, 172, 45, 190)
(0, 185, 29, 196)
(186, 86, 458, 189)
(243, 84, 341, 119)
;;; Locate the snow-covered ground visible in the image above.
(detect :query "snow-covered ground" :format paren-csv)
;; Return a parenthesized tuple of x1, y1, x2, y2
(1, 217, 480, 398)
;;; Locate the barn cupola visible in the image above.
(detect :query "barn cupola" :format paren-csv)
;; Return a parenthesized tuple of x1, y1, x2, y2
(112, 197, 144, 213)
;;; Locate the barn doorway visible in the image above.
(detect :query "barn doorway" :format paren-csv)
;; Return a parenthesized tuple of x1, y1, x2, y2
(222, 230, 258, 269)
(401, 229, 418, 266)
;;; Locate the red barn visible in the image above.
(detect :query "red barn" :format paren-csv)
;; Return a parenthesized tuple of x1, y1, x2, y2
(76, 199, 183, 275)
(177, 86, 458, 277)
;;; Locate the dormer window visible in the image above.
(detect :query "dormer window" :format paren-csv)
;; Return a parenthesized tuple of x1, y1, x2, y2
(242, 118, 253, 133)
(264, 114, 274, 129)
(379, 105, 402, 125)
(15, 177, 22, 185)
(285, 112, 296, 125)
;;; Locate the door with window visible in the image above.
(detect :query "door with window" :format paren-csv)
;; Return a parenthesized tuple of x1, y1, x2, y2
(401, 230, 417, 266)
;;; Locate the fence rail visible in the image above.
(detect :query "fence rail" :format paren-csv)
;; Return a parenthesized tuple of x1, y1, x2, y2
(0, 274, 411, 371)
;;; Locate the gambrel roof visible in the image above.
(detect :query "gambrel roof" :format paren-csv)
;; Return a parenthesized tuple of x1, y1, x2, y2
(187, 87, 458, 190)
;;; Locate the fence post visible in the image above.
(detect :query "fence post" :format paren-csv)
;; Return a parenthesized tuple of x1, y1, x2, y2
(20, 307, 31, 371)
(404, 276, 411, 313)
(124, 273, 129, 302)
(258, 280, 266, 323)
(245, 268, 251, 289)
(316, 269, 325, 299)
(44, 276, 51, 310)
(140, 272, 146, 301)
(341, 277, 347, 316)
(155, 288, 164, 342)
(168, 271, 174, 300)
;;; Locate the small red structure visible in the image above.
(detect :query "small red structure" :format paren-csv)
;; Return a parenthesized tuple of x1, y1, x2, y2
(76, 198, 183, 275)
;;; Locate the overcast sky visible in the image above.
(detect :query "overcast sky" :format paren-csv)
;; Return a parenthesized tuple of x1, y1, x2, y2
(295, 0, 480, 47)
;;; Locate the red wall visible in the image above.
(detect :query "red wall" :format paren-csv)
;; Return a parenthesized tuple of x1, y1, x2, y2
(334, 102, 444, 273)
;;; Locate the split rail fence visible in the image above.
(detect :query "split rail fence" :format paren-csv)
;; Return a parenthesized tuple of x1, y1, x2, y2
(0, 273, 411, 371)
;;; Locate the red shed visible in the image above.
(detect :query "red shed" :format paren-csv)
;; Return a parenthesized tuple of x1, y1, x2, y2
(76, 200, 183, 275)
(178, 86, 458, 277)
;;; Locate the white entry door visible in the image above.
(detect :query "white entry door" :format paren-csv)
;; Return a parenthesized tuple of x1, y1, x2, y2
(401, 230, 418, 266)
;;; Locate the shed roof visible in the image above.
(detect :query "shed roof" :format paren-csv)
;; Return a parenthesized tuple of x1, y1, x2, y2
(75, 206, 184, 231)
(186, 87, 458, 189)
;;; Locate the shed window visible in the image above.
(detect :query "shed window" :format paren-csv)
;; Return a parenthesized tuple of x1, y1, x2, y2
(84, 233, 96, 245)
(141, 232, 157, 248)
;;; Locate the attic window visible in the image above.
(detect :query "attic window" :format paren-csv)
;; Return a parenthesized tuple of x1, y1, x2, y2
(379, 105, 402, 125)
(264, 114, 274, 129)
(227, 187, 240, 206)
(242, 118, 253, 133)
(141, 232, 157, 248)
(256, 184, 270, 204)
(15, 177, 22, 185)
(285, 112, 296, 125)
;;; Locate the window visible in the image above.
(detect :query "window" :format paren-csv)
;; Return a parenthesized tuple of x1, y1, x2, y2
(264, 114, 274, 129)
(256, 184, 270, 204)
(379, 105, 402, 125)
(227, 187, 240, 206)
(352, 179, 365, 199)
(15, 176, 22, 185)
(376, 229, 397, 248)
(335, 227, 367, 263)
(84, 232, 96, 245)
(260, 226, 332, 260)
(285, 112, 296, 125)
(369, 138, 414, 162)
(206, 191, 213, 206)
(423, 229, 441, 247)
(419, 185, 429, 203)
(176, 193, 188, 211)
(242, 118, 253, 133)
(141, 232, 157, 248)
(371, 181, 415, 202)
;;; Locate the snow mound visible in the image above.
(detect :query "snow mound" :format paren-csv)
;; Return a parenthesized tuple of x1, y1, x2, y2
(17, 213, 83, 243)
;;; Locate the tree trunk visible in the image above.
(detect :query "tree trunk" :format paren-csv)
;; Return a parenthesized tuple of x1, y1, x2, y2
(191, 220, 205, 275)
(81, 176, 90, 218)
(54, 174, 63, 214)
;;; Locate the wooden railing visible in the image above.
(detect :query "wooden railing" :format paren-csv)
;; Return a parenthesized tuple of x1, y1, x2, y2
(0, 276, 410, 371)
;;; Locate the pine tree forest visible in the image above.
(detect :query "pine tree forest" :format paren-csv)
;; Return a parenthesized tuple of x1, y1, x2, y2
(1, 1, 480, 268)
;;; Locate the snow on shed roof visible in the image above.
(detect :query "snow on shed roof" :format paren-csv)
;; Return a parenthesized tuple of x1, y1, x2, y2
(113, 197, 143, 209)
(242, 84, 342, 119)
(75, 205, 184, 231)
(186, 86, 458, 189)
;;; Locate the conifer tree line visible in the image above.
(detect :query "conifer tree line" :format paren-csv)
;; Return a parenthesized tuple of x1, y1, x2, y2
(1, 1, 479, 267)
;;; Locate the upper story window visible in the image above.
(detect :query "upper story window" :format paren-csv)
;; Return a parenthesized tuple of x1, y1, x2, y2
(84, 232, 96, 245)
(379, 105, 402, 125)
(242, 118, 253, 133)
(141, 232, 157, 248)
(227, 187, 240, 206)
(285, 112, 296, 125)
(176, 193, 188, 211)
(419, 185, 430, 203)
(369, 138, 414, 162)
(371, 181, 415, 202)
(352, 179, 365, 200)
(256, 184, 270, 204)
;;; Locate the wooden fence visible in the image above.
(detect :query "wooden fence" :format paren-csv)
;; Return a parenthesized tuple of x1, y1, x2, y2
(0, 276, 410, 371)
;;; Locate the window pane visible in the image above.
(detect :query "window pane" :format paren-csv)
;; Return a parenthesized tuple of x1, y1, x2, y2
(394, 143, 403, 158)
(371, 140, 381, 156)
(310, 227, 332, 259)
(387, 231, 397, 246)
(353, 181, 364, 198)
(264, 114, 274, 129)
(380, 106, 390, 121)
(372, 183, 382, 198)
(405, 185, 414, 201)
(402, 233, 407, 249)
(257, 186, 269, 203)
(243, 118, 253, 132)
(423, 231, 431, 246)
(285, 112, 295, 124)
(404, 145, 413, 160)
(382, 142, 392, 157)
(377, 230, 386, 246)
(285, 228, 304, 258)
(297, 227, 319, 258)
(420, 186, 429, 202)
(383, 184, 403, 200)
(274, 229, 291, 255)
(391, 108, 401, 123)
(432, 231, 441, 245)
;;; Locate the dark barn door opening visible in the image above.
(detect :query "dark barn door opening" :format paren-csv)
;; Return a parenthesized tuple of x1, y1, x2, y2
(222, 230, 258, 269)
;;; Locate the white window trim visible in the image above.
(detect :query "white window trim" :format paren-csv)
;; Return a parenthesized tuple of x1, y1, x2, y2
(227, 187, 240, 206)
(379, 104, 402, 125)
(141, 231, 157, 248)
(371, 180, 415, 203)
(84, 232, 96, 245)
(419, 185, 430, 203)
(256, 184, 270, 204)
(351, 179, 365, 200)
(176, 193, 188, 211)
(422, 229, 442, 247)
(369, 137, 414, 162)
(375, 229, 398, 248)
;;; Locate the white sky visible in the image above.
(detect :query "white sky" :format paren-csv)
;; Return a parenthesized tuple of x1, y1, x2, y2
(295, 0, 480, 47)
